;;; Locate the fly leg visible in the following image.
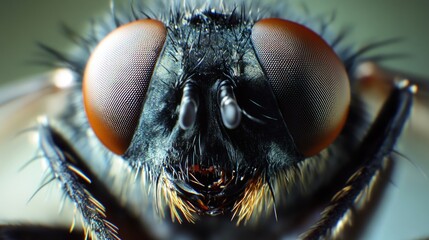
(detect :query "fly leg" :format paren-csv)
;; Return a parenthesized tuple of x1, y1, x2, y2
(1, 121, 154, 240)
(301, 80, 416, 240)
(38, 121, 122, 240)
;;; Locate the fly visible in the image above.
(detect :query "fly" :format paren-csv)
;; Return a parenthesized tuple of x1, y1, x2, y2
(0, 1, 426, 240)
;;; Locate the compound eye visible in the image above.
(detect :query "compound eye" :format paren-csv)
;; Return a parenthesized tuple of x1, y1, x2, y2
(83, 19, 166, 155)
(251, 18, 350, 156)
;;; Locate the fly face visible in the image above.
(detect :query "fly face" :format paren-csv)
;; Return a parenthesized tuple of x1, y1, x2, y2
(81, 8, 352, 222)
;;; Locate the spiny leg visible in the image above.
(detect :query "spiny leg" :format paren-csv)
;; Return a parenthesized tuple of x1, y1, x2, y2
(39, 121, 120, 240)
(1, 121, 155, 240)
(301, 80, 416, 240)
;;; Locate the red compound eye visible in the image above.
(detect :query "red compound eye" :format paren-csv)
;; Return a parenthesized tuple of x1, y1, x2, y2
(251, 18, 351, 156)
(83, 19, 166, 155)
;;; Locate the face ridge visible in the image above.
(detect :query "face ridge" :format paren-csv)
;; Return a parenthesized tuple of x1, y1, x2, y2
(120, 11, 300, 219)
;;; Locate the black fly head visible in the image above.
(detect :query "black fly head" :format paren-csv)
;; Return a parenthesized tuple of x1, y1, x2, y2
(122, 7, 302, 222)
(81, 1, 351, 224)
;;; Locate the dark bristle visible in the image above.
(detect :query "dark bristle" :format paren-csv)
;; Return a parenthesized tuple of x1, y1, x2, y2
(331, 27, 352, 48)
(60, 24, 92, 53)
(129, 0, 139, 21)
(37, 43, 84, 74)
(344, 38, 403, 68)
(110, 0, 121, 28)
(319, 10, 337, 37)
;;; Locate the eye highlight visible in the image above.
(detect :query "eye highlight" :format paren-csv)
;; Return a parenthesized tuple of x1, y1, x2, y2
(251, 18, 351, 156)
(83, 19, 167, 155)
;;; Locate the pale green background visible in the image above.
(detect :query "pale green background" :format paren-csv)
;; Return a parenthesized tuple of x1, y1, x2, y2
(0, 0, 429, 84)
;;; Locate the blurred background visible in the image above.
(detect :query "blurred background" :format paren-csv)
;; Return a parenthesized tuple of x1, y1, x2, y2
(0, 1, 428, 240)
(0, 0, 428, 84)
